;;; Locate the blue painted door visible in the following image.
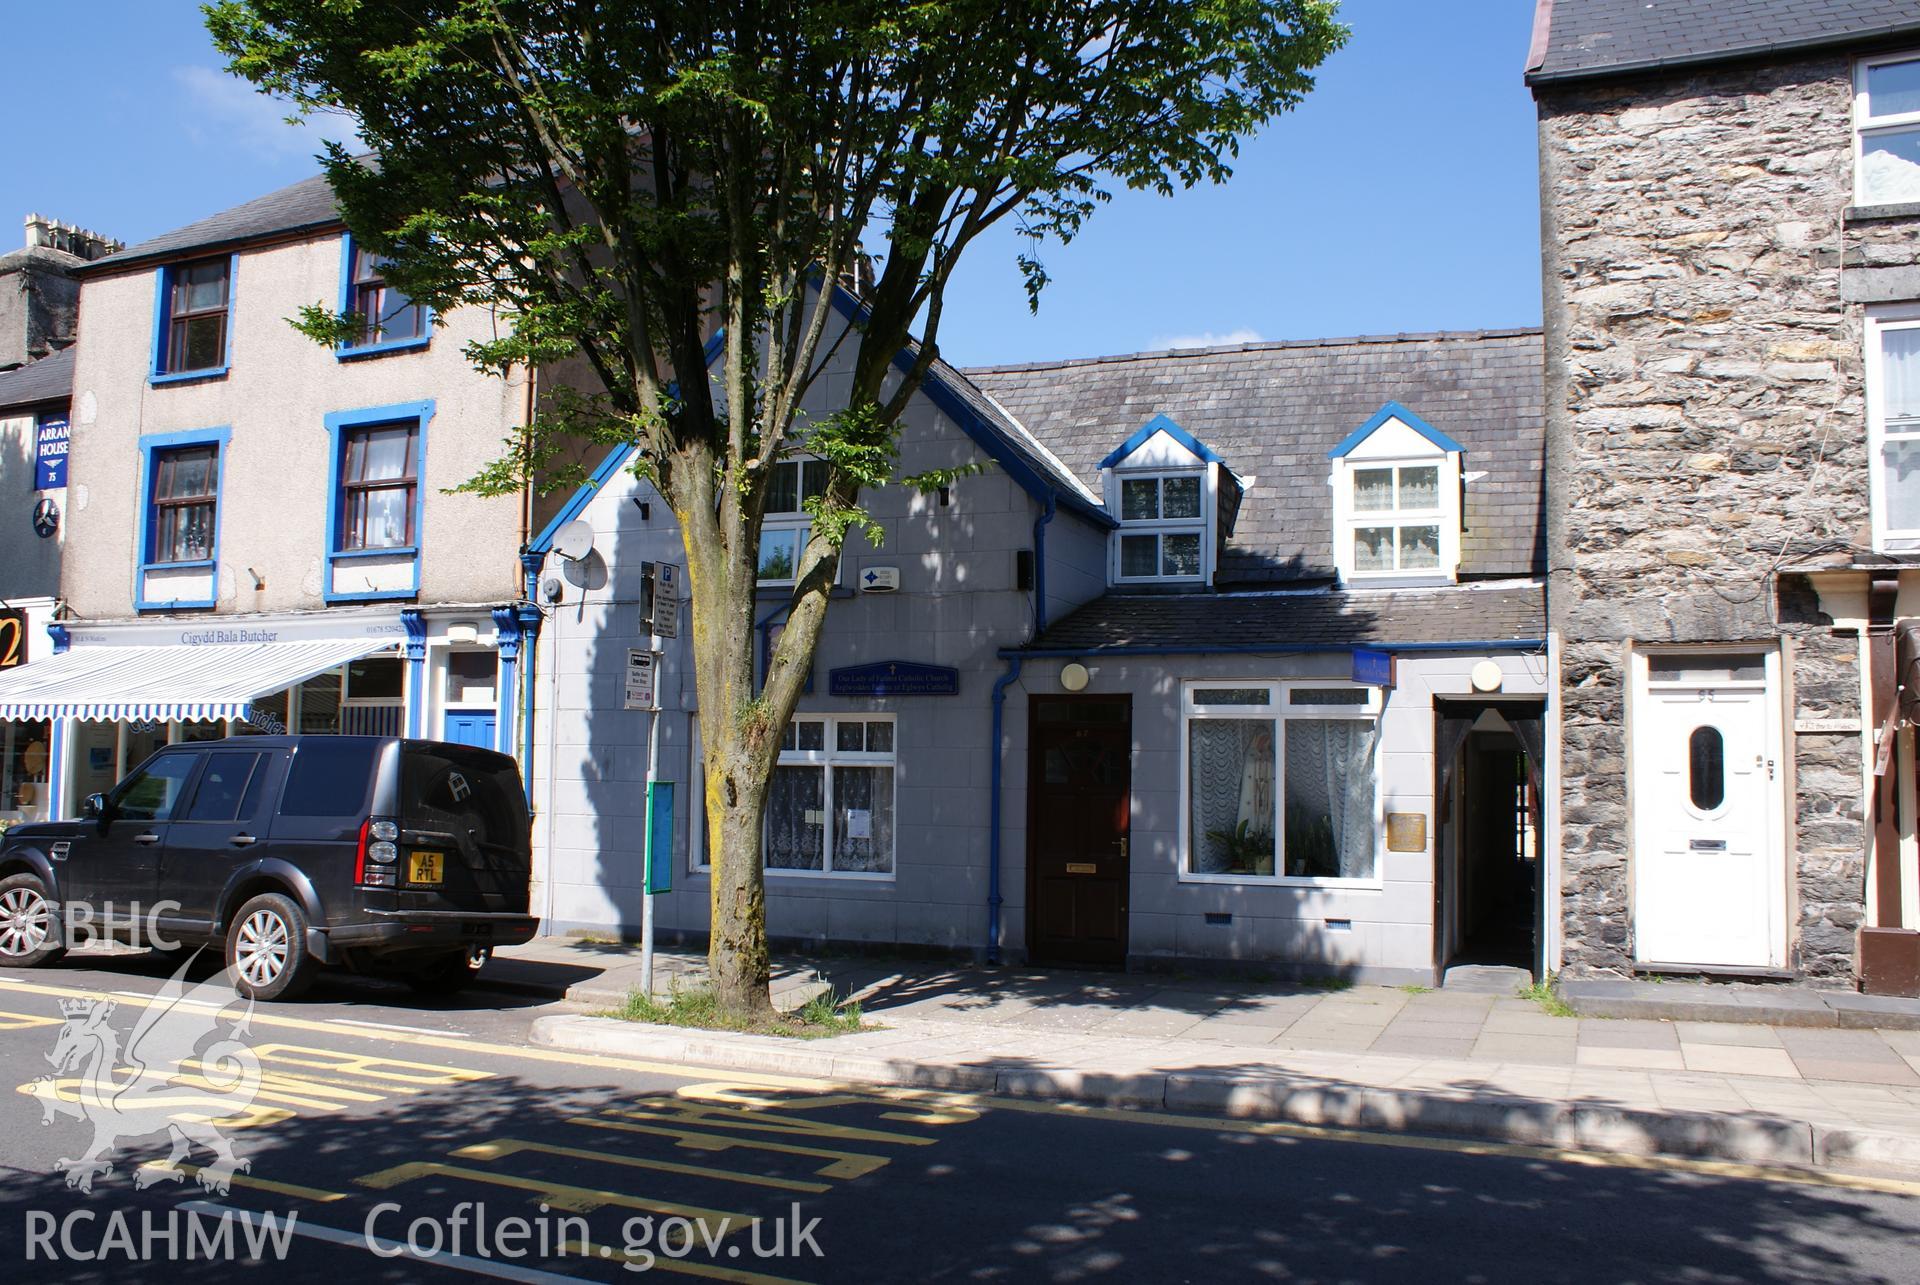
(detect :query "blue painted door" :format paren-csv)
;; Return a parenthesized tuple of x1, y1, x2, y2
(444, 711, 497, 750)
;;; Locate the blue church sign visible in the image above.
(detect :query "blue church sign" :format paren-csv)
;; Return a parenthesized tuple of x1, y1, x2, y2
(830, 660, 960, 698)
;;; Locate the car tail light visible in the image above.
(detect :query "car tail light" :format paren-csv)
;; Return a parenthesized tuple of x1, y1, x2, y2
(357, 817, 400, 887)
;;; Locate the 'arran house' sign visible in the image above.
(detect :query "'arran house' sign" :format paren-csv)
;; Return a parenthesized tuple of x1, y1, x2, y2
(829, 660, 960, 698)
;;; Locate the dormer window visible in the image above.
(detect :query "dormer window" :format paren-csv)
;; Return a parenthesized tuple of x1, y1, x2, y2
(1328, 402, 1464, 585)
(1099, 415, 1235, 587)
(1118, 472, 1204, 580)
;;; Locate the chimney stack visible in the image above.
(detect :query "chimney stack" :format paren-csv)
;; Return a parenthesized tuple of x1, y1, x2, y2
(22, 212, 123, 261)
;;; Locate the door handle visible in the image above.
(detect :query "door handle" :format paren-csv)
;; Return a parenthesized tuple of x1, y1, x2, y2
(1115, 837, 1128, 859)
(133, 833, 161, 846)
(229, 835, 257, 848)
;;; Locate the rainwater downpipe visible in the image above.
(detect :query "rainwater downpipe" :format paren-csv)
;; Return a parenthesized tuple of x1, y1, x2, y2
(985, 492, 1056, 964)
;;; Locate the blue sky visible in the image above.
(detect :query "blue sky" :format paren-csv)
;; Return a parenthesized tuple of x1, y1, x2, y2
(2, 0, 1542, 368)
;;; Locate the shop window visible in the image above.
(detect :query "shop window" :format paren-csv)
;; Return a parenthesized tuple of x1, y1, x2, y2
(298, 671, 344, 735)
(2, 720, 52, 826)
(1182, 682, 1381, 883)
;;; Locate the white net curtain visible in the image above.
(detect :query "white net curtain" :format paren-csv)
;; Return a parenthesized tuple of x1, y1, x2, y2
(1188, 714, 1379, 879)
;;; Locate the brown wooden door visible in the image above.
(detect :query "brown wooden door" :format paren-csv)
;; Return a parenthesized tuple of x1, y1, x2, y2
(1027, 696, 1131, 966)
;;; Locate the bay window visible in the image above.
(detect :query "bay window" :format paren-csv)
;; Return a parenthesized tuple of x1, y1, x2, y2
(1182, 682, 1380, 883)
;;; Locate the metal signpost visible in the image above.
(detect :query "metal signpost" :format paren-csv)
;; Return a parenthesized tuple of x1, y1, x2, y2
(629, 563, 682, 999)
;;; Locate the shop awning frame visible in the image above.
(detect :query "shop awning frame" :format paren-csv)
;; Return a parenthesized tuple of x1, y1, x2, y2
(0, 636, 398, 723)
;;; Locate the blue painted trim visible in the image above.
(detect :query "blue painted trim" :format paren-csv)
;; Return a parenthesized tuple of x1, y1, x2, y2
(1327, 400, 1467, 460)
(401, 610, 427, 737)
(1096, 414, 1225, 470)
(492, 606, 521, 756)
(322, 399, 435, 603)
(47, 624, 70, 655)
(148, 255, 236, 385)
(48, 718, 65, 820)
(823, 288, 1114, 530)
(514, 599, 541, 797)
(334, 232, 435, 360)
(1005, 638, 1546, 659)
(986, 653, 1023, 966)
(136, 425, 231, 611)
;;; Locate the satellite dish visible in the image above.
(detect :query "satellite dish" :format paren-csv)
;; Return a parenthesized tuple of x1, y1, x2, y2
(562, 548, 609, 590)
(551, 520, 595, 561)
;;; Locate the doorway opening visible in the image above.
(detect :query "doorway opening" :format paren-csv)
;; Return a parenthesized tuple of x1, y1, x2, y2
(1436, 700, 1544, 979)
(1026, 695, 1132, 967)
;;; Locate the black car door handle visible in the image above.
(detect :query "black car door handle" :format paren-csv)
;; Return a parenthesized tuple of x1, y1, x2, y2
(133, 833, 161, 846)
(229, 835, 257, 848)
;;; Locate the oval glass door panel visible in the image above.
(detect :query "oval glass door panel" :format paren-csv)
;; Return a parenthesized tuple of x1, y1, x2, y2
(1688, 725, 1725, 811)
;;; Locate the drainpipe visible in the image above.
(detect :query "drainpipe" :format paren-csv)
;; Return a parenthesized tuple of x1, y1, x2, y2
(518, 551, 544, 802)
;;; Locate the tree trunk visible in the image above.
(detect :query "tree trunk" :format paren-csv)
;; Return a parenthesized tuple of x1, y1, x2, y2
(705, 741, 774, 1018)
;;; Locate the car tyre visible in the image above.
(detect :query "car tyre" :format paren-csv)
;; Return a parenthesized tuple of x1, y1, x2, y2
(0, 872, 65, 968)
(407, 946, 490, 995)
(225, 892, 314, 1001)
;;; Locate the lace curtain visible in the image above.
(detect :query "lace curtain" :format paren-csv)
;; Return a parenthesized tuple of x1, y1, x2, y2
(1188, 718, 1275, 875)
(1283, 718, 1380, 878)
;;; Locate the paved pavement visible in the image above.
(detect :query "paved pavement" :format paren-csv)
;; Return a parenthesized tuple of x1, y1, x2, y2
(4, 954, 1920, 1282)
(493, 940, 1920, 1176)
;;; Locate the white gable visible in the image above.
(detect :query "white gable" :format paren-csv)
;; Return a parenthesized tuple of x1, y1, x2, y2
(1111, 428, 1206, 470)
(1343, 416, 1453, 461)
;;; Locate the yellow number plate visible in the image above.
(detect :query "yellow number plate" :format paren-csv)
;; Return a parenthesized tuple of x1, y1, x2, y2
(409, 851, 444, 885)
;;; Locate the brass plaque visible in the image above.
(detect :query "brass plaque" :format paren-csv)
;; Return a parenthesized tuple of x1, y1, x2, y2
(1065, 862, 1097, 874)
(1385, 813, 1427, 853)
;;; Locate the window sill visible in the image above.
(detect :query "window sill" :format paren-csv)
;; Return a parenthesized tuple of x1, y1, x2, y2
(336, 336, 432, 361)
(1844, 201, 1920, 223)
(142, 559, 217, 572)
(1178, 871, 1385, 891)
(332, 545, 420, 561)
(149, 366, 229, 387)
(764, 867, 896, 883)
(135, 598, 217, 613)
(324, 589, 419, 605)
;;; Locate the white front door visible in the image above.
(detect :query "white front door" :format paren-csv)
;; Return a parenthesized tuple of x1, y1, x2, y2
(1631, 650, 1786, 968)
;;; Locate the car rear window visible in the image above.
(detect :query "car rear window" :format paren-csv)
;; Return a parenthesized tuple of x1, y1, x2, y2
(402, 746, 529, 854)
(280, 741, 379, 817)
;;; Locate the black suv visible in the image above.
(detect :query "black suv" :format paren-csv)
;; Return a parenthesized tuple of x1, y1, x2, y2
(0, 736, 538, 1000)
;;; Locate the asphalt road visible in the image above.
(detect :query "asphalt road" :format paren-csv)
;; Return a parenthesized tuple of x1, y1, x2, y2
(0, 953, 1916, 1284)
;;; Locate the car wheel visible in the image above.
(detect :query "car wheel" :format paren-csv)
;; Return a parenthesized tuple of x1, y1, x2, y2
(407, 946, 490, 995)
(0, 873, 64, 968)
(225, 892, 314, 1001)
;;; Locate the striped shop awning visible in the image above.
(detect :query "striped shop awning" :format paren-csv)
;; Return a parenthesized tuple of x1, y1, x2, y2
(0, 636, 396, 723)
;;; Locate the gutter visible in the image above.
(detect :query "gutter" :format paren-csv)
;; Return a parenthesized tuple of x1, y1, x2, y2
(1525, 21, 1920, 88)
(1002, 638, 1548, 660)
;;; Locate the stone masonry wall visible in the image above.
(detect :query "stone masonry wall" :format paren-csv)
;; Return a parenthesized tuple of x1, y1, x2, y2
(1539, 57, 1875, 980)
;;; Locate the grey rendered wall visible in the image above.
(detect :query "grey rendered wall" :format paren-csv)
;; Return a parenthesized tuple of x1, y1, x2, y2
(998, 649, 1549, 983)
(0, 410, 59, 600)
(62, 237, 527, 620)
(531, 344, 1079, 949)
(1042, 509, 1108, 627)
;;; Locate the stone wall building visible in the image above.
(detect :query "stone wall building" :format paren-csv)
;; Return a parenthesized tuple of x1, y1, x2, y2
(1528, 0, 1920, 992)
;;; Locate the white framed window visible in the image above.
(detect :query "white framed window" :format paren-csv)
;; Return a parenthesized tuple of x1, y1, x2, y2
(1869, 308, 1920, 551)
(1179, 681, 1382, 885)
(1855, 51, 1920, 207)
(1347, 462, 1445, 576)
(757, 458, 829, 584)
(693, 714, 895, 878)
(1114, 470, 1206, 582)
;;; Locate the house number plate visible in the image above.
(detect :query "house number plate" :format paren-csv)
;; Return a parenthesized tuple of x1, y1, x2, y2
(1385, 813, 1427, 852)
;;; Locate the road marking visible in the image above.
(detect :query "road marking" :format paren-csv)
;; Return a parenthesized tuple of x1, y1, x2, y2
(0, 975, 822, 1089)
(355, 1160, 755, 1229)
(569, 1115, 892, 1180)
(178, 1200, 589, 1283)
(139, 1160, 349, 1202)
(11, 972, 1914, 1198)
(0, 1008, 62, 1031)
(561, 1237, 816, 1285)
(334, 1017, 472, 1037)
(454, 1138, 830, 1194)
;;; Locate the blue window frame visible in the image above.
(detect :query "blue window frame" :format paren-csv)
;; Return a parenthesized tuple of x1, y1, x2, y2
(323, 401, 434, 602)
(335, 234, 433, 359)
(135, 427, 230, 611)
(149, 256, 235, 385)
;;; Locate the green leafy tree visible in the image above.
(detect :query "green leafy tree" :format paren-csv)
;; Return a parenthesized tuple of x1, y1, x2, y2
(207, 0, 1346, 1016)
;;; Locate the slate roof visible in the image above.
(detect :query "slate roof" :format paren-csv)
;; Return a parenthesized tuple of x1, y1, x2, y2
(1028, 582, 1546, 653)
(965, 329, 1545, 585)
(77, 172, 344, 275)
(1525, 0, 1920, 85)
(0, 347, 74, 411)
